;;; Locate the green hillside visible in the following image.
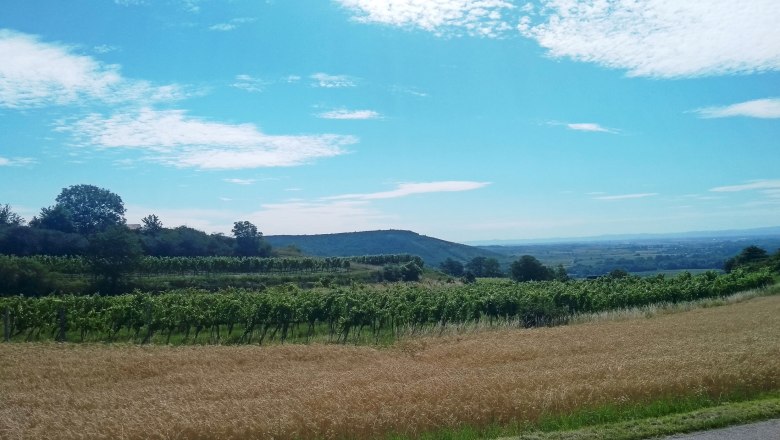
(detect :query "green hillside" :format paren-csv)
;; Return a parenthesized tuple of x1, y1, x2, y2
(265, 230, 505, 267)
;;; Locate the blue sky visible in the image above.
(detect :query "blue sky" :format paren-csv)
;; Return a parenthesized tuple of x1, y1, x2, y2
(1, 0, 779, 243)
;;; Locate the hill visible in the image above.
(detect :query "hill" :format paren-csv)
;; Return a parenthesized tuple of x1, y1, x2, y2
(265, 230, 505, 267)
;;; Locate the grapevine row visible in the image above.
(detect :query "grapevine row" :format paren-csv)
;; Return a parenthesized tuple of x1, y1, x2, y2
(1, 270, 771, 344)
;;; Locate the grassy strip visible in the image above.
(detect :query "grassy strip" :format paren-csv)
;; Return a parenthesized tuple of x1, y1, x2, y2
(513, 394, 780, 440)
(385, 392, 780, 440)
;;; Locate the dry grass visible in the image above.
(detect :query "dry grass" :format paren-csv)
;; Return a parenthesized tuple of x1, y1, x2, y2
(1, 296, 779, 440)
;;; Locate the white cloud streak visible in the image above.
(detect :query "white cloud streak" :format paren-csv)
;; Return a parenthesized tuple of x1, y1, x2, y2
(693, 98, 780, 119)
(595, 193, 658, 201)
(566, 122, 616, 133)
(310, 73, 357, 88)
(232, 74, 267, 93)
(325, 181, 491, 201)
(0, 29, 187, 108)
(58, 108, 358, 170)
(209, 17, 255, 32)
(336, 0, 517, 37)
(0, 156, 35, 166)
(317, 109, 382, 120)
(224, 178, 256, 185)
(521, 0, 780, 78)
(710, 180, 780, 193)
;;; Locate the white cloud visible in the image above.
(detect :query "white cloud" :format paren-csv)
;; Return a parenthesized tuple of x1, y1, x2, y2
(317, 109, 382, 120)
(209, 18, 255, 32)
(310, 73, 357, 88)
(693, 98, 780, 119)
(336, 0, 517, 37)
(93, 44, 118, 54)
(520, 0, 780, 78)
(224, 178, 256, 185)
(566, 122, 616, 133)
(0, 156, 35, 166)
(58, 108, 358, 170)
(232, 74, 267, 93)
(325, 181, 491, 201)
(0, 29, 187, 108)
(595, 193, 658, 201)
(710, 180, 780, 193)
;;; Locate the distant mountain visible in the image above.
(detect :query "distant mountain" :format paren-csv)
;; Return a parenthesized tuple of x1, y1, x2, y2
(265, 230, 506, 267)
(467, 226, 780, 246)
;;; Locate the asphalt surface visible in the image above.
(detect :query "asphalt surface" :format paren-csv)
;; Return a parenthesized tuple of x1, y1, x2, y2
(662, 418, 780, 439)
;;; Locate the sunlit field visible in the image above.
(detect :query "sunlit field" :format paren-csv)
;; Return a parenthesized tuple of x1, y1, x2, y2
(2, 295, 778, 440)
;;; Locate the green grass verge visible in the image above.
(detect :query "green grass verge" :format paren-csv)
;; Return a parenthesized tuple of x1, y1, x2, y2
(383, 392, 780, 440)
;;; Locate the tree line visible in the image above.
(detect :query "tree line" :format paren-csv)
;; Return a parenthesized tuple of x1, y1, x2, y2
(0, 185, 271, 258)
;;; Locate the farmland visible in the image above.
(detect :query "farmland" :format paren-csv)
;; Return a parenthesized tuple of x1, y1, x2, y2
(1, 292, 778, 439)
(1, 269, 771, 345)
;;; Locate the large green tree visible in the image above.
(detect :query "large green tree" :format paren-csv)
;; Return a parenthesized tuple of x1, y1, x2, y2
(232, 220, 271, 257)
(510, 255, 553, 282)
(53, 184, 126, 235)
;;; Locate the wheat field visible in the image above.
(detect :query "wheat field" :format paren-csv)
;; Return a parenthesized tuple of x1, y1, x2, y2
(1, 295, 778, 440)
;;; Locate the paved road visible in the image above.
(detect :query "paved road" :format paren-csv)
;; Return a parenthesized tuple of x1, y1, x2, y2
(662, 418, 780, 439)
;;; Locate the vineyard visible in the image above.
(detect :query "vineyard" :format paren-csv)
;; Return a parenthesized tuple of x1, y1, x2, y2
(1, 269, 772, 345)
(6, 254, 423, 275)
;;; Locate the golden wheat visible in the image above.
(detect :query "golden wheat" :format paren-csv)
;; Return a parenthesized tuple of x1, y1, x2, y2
(1, 296, 778, 439)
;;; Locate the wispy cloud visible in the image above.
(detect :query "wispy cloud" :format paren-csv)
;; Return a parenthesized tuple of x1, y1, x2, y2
(520, 0, 780, 78)
(231, 74, 267, 93)
(310, 73, 357, 88)
(0, 156, 35, 166)
(548, 121, 618, 134)
(595, 193, 658, 201)
(336, 0, 517, 38)
(209, 17, 255, 32)
(325, 181, 491, 201)
(710, 180, 780, 193)
(693, 98, 780, 119)
(0, 29, 187, 108)
(566, 123, 617, 133)
(316, 109, 382, 120)
(58, 108, 358, 170)
(224, 178, 256, 185)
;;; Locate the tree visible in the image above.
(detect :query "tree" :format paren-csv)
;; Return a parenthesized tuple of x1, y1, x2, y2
(510, 255, 553, 282)
(466, 256, 503, 278)
(0, 204, 25, 227)
(232, 220, 271, 257)
(54, 184, 126, 235)
(141, 214, 163, 234)
(439, 258, 464, 276)
(553, 264, 570, 281)
(30, 205, 76, 233)
(724, 245, 770, 273)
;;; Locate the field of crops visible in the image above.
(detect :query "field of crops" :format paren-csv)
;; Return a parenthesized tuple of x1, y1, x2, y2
(2, 293, 778, 440)
(1, 269, 771, 344)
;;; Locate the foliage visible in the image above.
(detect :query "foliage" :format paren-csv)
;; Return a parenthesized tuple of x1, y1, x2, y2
(0, 226, 89, 256)
(140, 214, 163, 234)
(87, 226, 143, 294)
(232, 220, 271, 257)
(30, 205, 76, 233)
(0, 270, 771, 344)
(53, 184, 127, 234)
(0, 255, 56, 296)
(439, 258, 464, 276)
(0, 204, 25, 227)
(465, 256, 503, 277)
(724, 245, 771, 273)
(510, 255, 554, 282)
